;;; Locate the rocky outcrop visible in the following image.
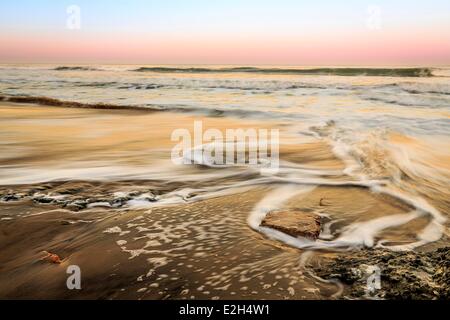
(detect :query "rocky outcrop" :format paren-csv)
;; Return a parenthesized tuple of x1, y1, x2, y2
(0, 182, 159, 211)
(261, 209, 321, 240)
(313, 247, 450, 299)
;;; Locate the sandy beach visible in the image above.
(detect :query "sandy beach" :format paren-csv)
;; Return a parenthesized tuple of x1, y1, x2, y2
(0, 99, 448, 299)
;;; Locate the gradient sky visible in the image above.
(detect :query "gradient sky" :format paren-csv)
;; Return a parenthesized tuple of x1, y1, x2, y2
(1, 0, 450, 65)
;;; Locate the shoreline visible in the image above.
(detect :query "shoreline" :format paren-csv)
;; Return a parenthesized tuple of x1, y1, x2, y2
(0, 102, 448, 299)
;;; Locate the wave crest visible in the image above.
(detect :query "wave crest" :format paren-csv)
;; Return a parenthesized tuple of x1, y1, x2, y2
(133, 67, 434, 77)
(0, 95, 156, 111)
(54, 66, 100, 71)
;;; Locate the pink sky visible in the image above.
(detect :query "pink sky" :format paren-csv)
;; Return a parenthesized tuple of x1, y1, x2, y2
(1, 1, 449, 66)
(2, 30, 449, 66)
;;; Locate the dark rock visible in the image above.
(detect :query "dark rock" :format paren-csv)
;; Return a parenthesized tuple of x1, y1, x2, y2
(64, 200, 87, 211)
(65, 204, 83, 211)
(260, 209, 321, 240)
(111, 197, 128, 207)
(312, 247, 450, 300)
(1, 194, 20, 202)
(72, 200, 87, 207)
(53, 199, 69, 205)
(33, 196, 54, 204)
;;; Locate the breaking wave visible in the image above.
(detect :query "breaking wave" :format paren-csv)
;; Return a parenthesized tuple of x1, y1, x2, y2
(54, 66, 101, 71)
(0, 94, 283, 116)
(0, 95, 157, 111)
(133, 67, 434, 77)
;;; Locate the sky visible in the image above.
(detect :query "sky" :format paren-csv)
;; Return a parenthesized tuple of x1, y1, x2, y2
(0, 0, 449, 65)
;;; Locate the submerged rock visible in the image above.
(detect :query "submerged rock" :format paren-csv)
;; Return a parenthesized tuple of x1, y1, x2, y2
(313, 247, 450, 299)
(1, 194, 20, 202)
(33, 196, 54, 204)
(260, 209, 321, 240)
(0, 183, 163, 211)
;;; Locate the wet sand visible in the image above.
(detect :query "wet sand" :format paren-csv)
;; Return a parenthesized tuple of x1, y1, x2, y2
(0, 102, 448, 299)
(0, 188, 330, 299)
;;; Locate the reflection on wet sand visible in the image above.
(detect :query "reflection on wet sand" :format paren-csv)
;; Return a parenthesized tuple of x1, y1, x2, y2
(0, 102, 448, 299)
